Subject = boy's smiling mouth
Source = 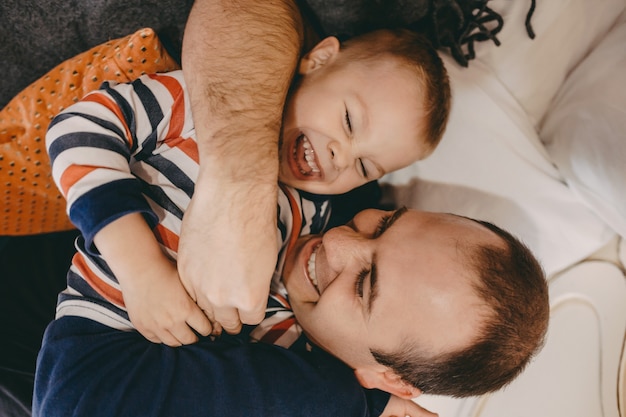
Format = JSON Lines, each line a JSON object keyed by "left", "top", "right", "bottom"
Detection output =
{"left": 293, "top": 134, "right": 321, "bottom": 177}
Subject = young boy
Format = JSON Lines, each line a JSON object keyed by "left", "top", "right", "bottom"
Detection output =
{"left": 45, "top": 28, "right": 450, "bottom": 414}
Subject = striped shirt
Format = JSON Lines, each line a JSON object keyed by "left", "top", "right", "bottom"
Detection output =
{"left": 46, "top": 70, "right": 331, "bottom": 345}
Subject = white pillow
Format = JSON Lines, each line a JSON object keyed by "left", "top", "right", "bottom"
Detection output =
{"left": 471, "top": 0, "right": 624, "bottom": 127}
{"left": 540, "top": 16, "right": 626, "bottom": 239}
{"left": 380, "top": 54, "right": 615, "bottom": 277}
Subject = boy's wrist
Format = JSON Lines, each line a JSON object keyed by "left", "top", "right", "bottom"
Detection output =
{"left": 94, "top": 213, "right": 170, "bottom": 288}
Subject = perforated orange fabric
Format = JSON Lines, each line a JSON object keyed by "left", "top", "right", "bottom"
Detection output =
{"left": 0, "top": 28, "right": 180, "bottom": 235}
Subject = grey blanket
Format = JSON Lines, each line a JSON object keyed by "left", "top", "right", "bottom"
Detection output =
{"left": 0, "top": 0, "right": 521, "bottom": 109}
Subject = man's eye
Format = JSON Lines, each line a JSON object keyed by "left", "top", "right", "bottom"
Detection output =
{"left": 358, "top": 158, "right": 368, "bottom": 178}
{"left": 373, "top": 214, "right": 392, "bottom": 238}
{"left": 345, "top": 108, "right": 352, "bottom": 133}
{"left": 355, "top": 267, "right": 368, "bottom": 298}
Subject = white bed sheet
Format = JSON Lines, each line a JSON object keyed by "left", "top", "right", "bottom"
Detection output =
{"left": 541, "top": 15, "right": 626, "bottom": 239}
{"left": 475, "top": 0, "right": 625, "bottom": 128}
{"left": 380, "top": 53, "right": 615, "bottom": 277}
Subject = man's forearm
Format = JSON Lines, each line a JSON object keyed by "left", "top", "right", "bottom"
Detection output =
{"left": 182, "top": 0, "right": 303, "bottom": 183}
{"left": 178, "top": 0, "right": 304, "bottom": 331}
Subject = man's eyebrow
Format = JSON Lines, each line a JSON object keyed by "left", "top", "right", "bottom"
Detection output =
{"left": 373, "top": 206, "right": 408, "bottom": 238}
{"left": 367, "top": 258, "right": 379, "bottom": 316}
{"left": 368, "top": 207, "right": 408, "bottom": 315}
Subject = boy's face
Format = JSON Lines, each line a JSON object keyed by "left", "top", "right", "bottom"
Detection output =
{"left": 279, "top": 37, "right": 429, "bottom": 195}
{"left": 282, "top": 208, "right": 498, "bottom": 393}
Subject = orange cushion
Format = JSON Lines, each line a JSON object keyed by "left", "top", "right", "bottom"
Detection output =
{"left": 0, "top": 28, "right": 180, "bottom": 235}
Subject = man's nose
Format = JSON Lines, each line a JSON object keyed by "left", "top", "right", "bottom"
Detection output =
{"left": 322, "top": 225, "right": 368, "bottom": 273}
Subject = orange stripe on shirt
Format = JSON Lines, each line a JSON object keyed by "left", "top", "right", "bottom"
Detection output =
{"left": 271, "top": 293, "right": 291, "bottom": 310}
{"left": 59, "top": 164, "right": 98, "bottom": 196}
{"left": 154, "top": 224, "right": 179, "bottom": 252}
{"left": 175, "top": 137, "right": 199, "bottom": 163}
{"left": 162, "top": 136, "right": 199, "bottom": 164}
{"left": 261, "top": 317, "right": 297, "bottom": 345}
{"left": 279, "top": 184, "right": 303, "bottom": 260}
{"left": 148, "top": 73, "right": 185, "bottom": 140}
{"left": 72, "top": 252, "right": 125, "bottom": 307}
{"left": 82, "top": 93, "right": 134, "bottom": 148}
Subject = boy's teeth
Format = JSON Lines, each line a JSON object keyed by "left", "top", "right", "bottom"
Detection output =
{"left": 307, "top": 245, "right": 319, "bottom": 291}
{"left": 301, "top": 136, "right": 320, "bottom": 173}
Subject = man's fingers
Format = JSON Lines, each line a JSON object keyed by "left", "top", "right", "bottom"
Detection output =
{"left": 211, "top": 321, "right": 223, "bottom": 336}
{"left": 213, "top": 307, "right": 243, "bottom": 334}
{"left": 407, "top": 400, "right": 438, "bottom": 417}
{"left": 239, "top": 305, "right": 266, "bottom": 326}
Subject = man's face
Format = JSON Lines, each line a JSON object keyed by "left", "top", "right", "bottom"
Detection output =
{"left": 282, "top": 208, "right": 499, "bottom": 373}
{"left": 278, "top": 37, "right": 429, "bottom": 195}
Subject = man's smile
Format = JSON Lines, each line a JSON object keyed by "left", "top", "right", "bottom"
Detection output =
{"left": 306, "top": 242, "right": 321, "bottom": 293}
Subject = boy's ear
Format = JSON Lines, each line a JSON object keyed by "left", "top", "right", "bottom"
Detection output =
{"left": 354, "top": 367, "right": 422, "bottom": 400}
{"left": 298, "top": 36, "right": 341, "bottom": 74}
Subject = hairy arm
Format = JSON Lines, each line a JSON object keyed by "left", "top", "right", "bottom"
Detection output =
{"left": 180, "top": 0, "right": 304, "bottom": 332}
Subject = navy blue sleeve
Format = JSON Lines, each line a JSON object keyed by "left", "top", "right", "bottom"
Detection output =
{"left": 35, "top": 317, "right": 377, "bottom": 417}
{"left": 365, "top": 389, "right": 391, "bottom": 417}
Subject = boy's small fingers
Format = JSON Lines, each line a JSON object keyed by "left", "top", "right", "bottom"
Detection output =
{"left": 158, "top": 331, "right": 183, "bottom": 347}
{"left": 187, "top": 308, "right": 213, "bottom": 336}
{"left": 141, "top": 331, "right": 161, "bottom": 344}
{"left": 170, "top": 327, "right": 198, "bottom": 346}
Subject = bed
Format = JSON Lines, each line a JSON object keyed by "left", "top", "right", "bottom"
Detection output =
{"left": 1, "top": 0, "right": 625, "bottom": 416}
{"left": 378, "top": 1, "right": 626, "bottom": 415}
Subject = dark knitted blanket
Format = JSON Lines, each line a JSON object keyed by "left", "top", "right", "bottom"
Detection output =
{"left": 0, "top": 0, "right": 193, "bottom": 108}
{"left": 0, "top": 0, "right": 534, "bottom": 109}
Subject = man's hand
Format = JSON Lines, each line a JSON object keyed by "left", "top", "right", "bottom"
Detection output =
{"left": 178, "top": 179, "right": 278, "bottom": 333}
{"left": 380, "top": 395, "right": 438, "bottom": 417}
{"left": 123, "top": 257, "right": 213, "bottom": 346}
{"left": 180, "top": 0, "right": 303, "bottom": 333}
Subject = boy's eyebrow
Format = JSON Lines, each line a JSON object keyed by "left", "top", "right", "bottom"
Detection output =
{"left": 367, "top": 207, "right": 408, "bottom": 316}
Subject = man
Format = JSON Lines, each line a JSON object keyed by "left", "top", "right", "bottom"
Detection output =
{"left": 34, "top": 207, "right": 549, "bottom": 416}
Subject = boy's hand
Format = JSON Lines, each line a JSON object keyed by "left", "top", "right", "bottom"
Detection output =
{"left": 380, "top": 395, "right": 438, "bottom": 417}
{"left": 178, "top": 180, "right": 278, "bottom": 334}
{"left": 93, "top": 212, "right": 213, "bottom": 346}
{"left": 123, "top": 258, "right": 213, "bottom": 346}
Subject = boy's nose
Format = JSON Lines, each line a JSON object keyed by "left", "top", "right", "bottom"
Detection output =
{"left": 329, "top": 141, "right": 351, "bottom": 171}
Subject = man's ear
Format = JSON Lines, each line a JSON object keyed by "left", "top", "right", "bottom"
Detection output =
{"left": 298, "top": 36, "right": 341, "bottom": 74}
{"left": 354, "top": 368, "right": 422, "bottom": 399}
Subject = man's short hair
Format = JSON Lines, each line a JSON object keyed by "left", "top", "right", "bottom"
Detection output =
{"left": 371, "top": 219, "right": 549, "bottom": 397}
